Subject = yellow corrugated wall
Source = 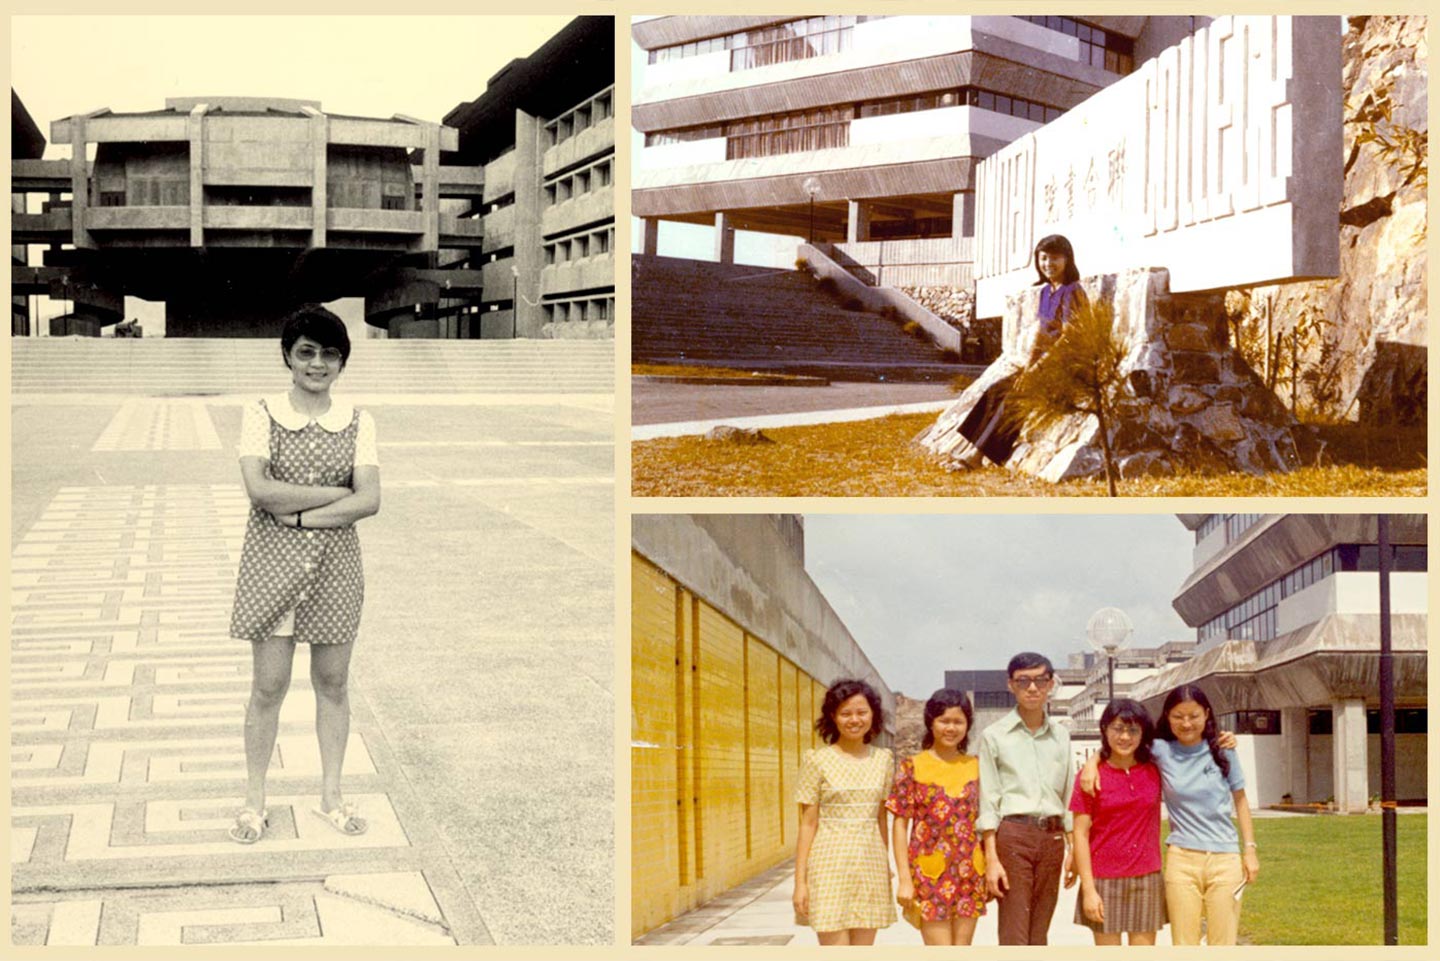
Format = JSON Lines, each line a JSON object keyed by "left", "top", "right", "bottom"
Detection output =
{"left": 632, "top": 553, "right": 828, "bottom": 939}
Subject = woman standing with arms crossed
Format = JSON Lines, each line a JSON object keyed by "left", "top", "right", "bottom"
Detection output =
{"left": 1069, "top": 698, "right": 1166, "bottom": 945}
{"left": 228, "top": 305, "right": 382, "bottom": 844}
{"left": 1081, "top": 685, "right": 1257, "bottom": 944}
{"left": 793, "top": 678, "right": 896, "bottom": 945}
{"left": 888, "top": 689, "right": 987, "bottom": 945}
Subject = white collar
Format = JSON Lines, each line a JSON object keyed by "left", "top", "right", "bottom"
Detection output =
{"left": 263, "top": 392, "right": 354, "bottom": 432}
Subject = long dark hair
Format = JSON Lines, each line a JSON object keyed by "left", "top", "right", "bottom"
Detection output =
{"left": 921, "top": 688, "right": 974, "bottom": 752}
{"left": 816, "top": 678, "right": 884, "bottom": 744}
{"left": 1098, "top": 698, "right": 1155, "bottom": 765}
{"left": 1156, "top": 684, "right": 1230, "bottom": 778}
{"left": 1033, "top": 233, "right": 1081, "bottom": 285}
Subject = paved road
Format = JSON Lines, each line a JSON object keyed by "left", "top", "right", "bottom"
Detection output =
{"left": 631, "top": 380, "right": 958, "bottom": 427}
{"left": 10, "top": 391, "right": 614, "bottom": 945}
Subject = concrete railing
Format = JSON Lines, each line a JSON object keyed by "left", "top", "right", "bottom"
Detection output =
{"left": 797, "top": 242, "right": 962, "bottom": 352}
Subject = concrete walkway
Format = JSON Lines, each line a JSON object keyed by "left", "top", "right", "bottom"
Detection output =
{"left": 638, "top": 809, "right": 1335, "bottom": 947}
{"left": 10, "top": 387, "right": 613, "bottom": 945}
{"left": 632, "top": 380, "right": 957, "bottom": 430}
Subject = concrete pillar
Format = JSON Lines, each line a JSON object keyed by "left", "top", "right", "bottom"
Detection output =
{"left": 714, "top": 211, "right": 735, "bottom": 264}
{"left": 420, "top": 121, "right": 441, "bottom": 254}
{"left": 307, "top": 107, "right": 328, "bottom": 249}
{"left": 69, "top": 116, "right": 94, "bottom": 249}
{"left": 952, "top": 191, "right": 975, "bottom": 239}
{"left": 1281, "top": 706, "right": 1309, "bottom": 801}
{"left": 641, "top": 217, "right": 660, "bottom": 256}
{"left": 187, "top": 104, "right": 207, "bottom": 247}
{"left": 1330, "top": 698, "right": 1369, "bottom": 813}
{"left": 846, "top": 200, "right": 870, "bottom": 243}
{"left": 512, "top": 109, "right": 543, "bottom": 337}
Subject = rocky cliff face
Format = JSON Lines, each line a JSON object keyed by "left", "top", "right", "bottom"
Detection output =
{"left": 1241, "top": 15, "right": 1427, "bottom": 424}
{"left": 892, "top": 693, "right": 926, "bottom": 760}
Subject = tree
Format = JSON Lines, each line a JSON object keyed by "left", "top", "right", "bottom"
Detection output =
{"left": 1005, "top": 298, "right": 1127, "bottom": 496}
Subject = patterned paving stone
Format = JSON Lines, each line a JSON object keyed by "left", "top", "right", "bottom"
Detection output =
{"left": 92, "top": 398, "right": 223, "bottom": 452}
{"left": 10, "top": 483, "right": 482, "bottom": 943}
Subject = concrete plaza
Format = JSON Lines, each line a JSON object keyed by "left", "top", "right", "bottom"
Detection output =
{"left": 10, "top": 381, "right": 614, "bottom": 945}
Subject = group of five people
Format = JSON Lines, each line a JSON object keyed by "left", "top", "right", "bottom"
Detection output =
{"left": 793, "top": 653, "right": 1259, "bottom": 946}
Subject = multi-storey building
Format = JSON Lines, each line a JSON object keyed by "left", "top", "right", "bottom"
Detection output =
{"left": 11, "top": 17, "right": 613, "bottom": 339}
{"left": 1133, "top": 514, "right": 1428, "bottom": 811}
{"left": 443, "top": 15, "right": 614, "bottom": 340}
{"left": 12, "top": 91, "right": 46, "bottom": 336}
{"left": 633, "top": 14, "right": 1203, "bottom": 287}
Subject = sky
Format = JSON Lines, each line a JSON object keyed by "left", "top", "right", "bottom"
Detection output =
{"left": 12, "top": 15, "right": 575, "bottom": 160}
{"left": 802, "top": 514, "right": 1195, "bottom": 698}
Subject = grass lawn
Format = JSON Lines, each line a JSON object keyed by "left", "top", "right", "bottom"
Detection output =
{"left": 1175, "top": 815, "right": 1428, "bottom": 945}
{"left": 631, "top": 412, "right": 1426, "bottom": 497}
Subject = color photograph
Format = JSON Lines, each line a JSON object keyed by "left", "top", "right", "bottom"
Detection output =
{"left": 632, "top": 513, "right": 1428, "bottom": 946}
{"left": 630, "top": 14, "right": 1426, "bottom": 497}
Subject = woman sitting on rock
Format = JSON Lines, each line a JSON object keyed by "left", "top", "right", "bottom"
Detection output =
{"left": 955, "top": 233, "right": 1089, "bottom": 467}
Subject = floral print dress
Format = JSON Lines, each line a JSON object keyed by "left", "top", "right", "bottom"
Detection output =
{"left": 886, "top": 751, "right": 988, "bottom": 922}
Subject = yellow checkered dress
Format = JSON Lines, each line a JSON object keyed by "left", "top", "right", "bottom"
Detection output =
{"left": 796, "top": 745, "right": 897, "bottom": 933}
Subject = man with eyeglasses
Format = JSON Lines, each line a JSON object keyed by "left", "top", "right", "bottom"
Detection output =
{"left": 976, "top": 652, "right": 1077, "bottom": 944}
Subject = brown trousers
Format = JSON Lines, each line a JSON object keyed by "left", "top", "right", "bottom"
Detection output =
{"left": 994, "top": 819, "right": 1067, "bottom": 945}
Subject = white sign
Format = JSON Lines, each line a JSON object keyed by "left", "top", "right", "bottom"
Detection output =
{"left": 975, "top": 16, "right": 1341, "bottom": 316}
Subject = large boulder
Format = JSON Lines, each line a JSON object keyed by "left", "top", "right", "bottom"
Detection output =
{"left": 1238, "top": 15, "right": 1427, "bottom": 425}
{"left": 918, "top": 269, "right": 1316, "bottom": 481}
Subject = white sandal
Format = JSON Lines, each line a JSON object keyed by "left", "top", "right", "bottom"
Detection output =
{"left": 228, "top": 807, "right": 268, "bottom": 844}
{"left": 311, "top": 802, "right": 368, "bottom": 836}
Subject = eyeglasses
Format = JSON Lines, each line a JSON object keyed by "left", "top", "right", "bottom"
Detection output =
{"left": 1011, "top": 674, "right": 1054, "bottom": 690}
{"left": 1106, "top": 723, "right": 1143, "bottom": 737}
{"left": 293, "top": 345, "right": 343, "bottom": 365}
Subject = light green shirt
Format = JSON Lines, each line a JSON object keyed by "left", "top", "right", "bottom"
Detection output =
{"left": 976, "top": 708, "right": 1075, "bottom": 833}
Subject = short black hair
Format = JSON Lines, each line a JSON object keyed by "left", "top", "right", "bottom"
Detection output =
{"left": 921, "top": 688, "right": 974, "bottom": 752}
{"left": 1033, "top": 233, "right": 1081, "bottom": 285}
{"left": 1098, "top": 698, "right": 1155, "bottom": 764}
{"left": 280, "top": 303, "right": 352, "bottom": 369}
{"left": 1007, "top": 651, "right": 1054, "bottom": 678}
{"left": 816, "top": 678, "right": 884, "bottom": 744}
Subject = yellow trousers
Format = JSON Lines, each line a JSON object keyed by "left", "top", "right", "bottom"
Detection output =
{"left": 1163, "top": 845, "right": 1244, "bottom": 945}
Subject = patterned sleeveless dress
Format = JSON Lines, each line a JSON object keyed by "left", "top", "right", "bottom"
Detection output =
{"left": 229, "top": 395, "right": 376, "bottom": 645}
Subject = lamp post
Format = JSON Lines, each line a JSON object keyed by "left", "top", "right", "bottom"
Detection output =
{"left": 510, "top": 264, "right": 519, "bottom": 339}
{"left": 1378, "top": 514, "right": 1397, "bottom": 944}
{"left": 802, "top": 176, "right": 821, "bottom": 245}
{"left": 1086, "top": 607, "right": 1134, "bottom": 706}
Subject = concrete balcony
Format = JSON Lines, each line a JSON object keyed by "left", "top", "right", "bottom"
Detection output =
{"left": 541, "top": 251, "right": 615, "bottom": 297}
{"left": 204, "top": 206, "right": 312, "bottom": 230}
{"left": 12, "top": 209, "right": 73, "bottom": 244}
{"left": 482, "top": 204, "right": 515, "bottom": 253}
{"left": 484, "top": 149, "right": 517, "bottom": 200}
{"left": 543, "top": 115, "right": 616, "bottom": 178}
{"left": 425, "top": 164, "right": 486, "bottom": 199}
{"left": 541, "top": 185, "right": 613, "bottom": 238}
{"left": 86, "top": 207, "right": 190, "bottom": 231}
{"left": 439, "top": 213, "right": 484, "bottom": 245}
{"left": 11, "top": 159, "right": 77, "bottom": 192}
{"left": 482, "top": 256, "right": 516, "bottom": 294}
{"left": 327, "top": 208, "right": 425, "bottom": 234}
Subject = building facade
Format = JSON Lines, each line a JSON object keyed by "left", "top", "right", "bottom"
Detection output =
{"left": 1132, "top": 514, "right": 1428, "bottom": 812}
{"left": 632, "top": 514, "right": 893, "bottom": 940}
{"left": 11, "top": 16, "right": 614, "bottom": 339}
{"left": 633, "top": 14, "right": 1203, "bottom": 287}
{"left": 442, "top": 15, "right": 614, "bottom": 341}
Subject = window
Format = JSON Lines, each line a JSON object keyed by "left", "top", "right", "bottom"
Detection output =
{"left": 381, "top": 195, "right": 407, "bottom": 211}
{"left": 99, "top": 191, "right": 126, "bottom": 207}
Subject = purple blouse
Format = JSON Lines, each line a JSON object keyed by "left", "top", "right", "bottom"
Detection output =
{"left": 1038, "top": 282, "right": 1083, "bottom": 337}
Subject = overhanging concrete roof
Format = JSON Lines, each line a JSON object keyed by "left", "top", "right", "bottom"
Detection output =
{"left": 12, "top": 90, "right": 45, "bottom": 159}
{"left": 633, "top": 16, "right": 794, "bottom": 50}
{"left": 1129, "top": 613, "right": 1427, "bottom": 714}
{"left": 1172, "top": 514, "right": 1427, "bottom": 625}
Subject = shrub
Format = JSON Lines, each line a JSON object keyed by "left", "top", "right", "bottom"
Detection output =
{"left": 902, "top": 320, "right": 923, "bottom": 337}
{"left": 844, "top": 296, "right": 864, "bottom": 311}
{"left": 794, "top": 256, "right": 810, "bottom": 270}
{"left": 816, "top": 275, "right": 838, "bottom": 293}
{"left": 938, "top": 347, "right": 961, "bottom": 363}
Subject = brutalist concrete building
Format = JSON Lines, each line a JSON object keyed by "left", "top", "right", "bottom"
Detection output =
{"left": 10, "top": 16, "right": 614, "bottom": 339}
{"left": 1133, "top": 514, "right": 1428, "bottom": 812}
{"left": 633, "top": 14, "right": 1202, "bottom": 285}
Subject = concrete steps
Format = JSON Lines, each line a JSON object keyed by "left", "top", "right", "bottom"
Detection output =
{"left": 632, "top": 255, "right": 961, "bottom": 382}
{"left": 9, "top": 338, "right": 614, "bottom": 394}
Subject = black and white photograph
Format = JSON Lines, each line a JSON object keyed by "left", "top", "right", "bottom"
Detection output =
{"left": 10, "top": 14, "right": 615, "bottom": 946}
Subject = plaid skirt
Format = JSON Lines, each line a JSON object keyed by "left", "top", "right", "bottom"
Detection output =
{"left": 1075, "top": 871, "right": 1167, "bottom": 934}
